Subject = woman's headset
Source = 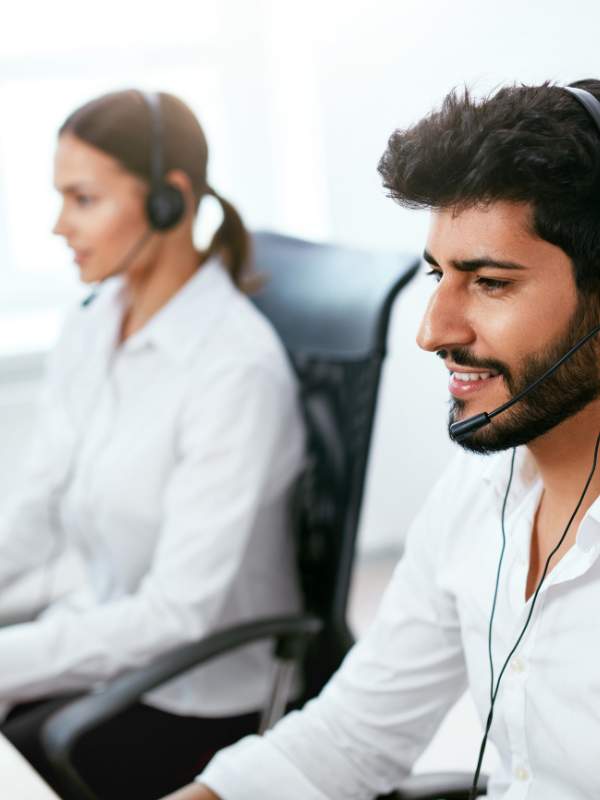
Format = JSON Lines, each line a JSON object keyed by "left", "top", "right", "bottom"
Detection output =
{"left": 141, "top": 91, "right": 186, "bottom": 231}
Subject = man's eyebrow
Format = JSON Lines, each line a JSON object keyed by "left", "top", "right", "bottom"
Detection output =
{"left": 422, "top": 249, "right": 527, "bottom": 272}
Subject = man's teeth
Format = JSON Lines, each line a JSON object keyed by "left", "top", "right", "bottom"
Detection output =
{"left": 453, "top": 371, "right": 496, "bottom": 382}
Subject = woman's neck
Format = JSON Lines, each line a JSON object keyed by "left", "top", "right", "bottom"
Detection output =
{"left": 119, "top": 240, "right": 205, "bottom": 342}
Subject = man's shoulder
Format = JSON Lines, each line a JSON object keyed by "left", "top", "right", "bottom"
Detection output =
{"left": 417, "top": 448, "right": 511, "bottom": 546}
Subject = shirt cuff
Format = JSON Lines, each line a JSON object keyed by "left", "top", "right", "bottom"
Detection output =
{"left": 198, "top": 735, "right": 331, "bottom": 800}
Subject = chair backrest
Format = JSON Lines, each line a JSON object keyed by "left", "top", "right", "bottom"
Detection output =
{"left": 251, "top": 231, "right": 419, "bottom": 696}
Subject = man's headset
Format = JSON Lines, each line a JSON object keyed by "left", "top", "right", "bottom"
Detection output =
{"left": 81, "top": 90, "right": 185, "bottom": 307}
{"left": 450, "top": 85, "right": 600, "bottom": 443}
{"left": 466, "top": 85, "right": 600, "bottom": 799}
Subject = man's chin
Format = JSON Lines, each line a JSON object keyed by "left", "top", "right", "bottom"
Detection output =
{"left": 448, "top": 403, "right": 517, "bottom": 455}
{"left": 447, "top": 407, "right": 558, "bottom": 455}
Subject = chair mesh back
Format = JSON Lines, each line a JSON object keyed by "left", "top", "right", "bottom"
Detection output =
{"left": 291, "top": 355, "right": 384, "bottom": 694}
{"left": 251, "top": 231, "right": 419, "bottom": 696}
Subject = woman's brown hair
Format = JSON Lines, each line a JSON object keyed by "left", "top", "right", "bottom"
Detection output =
{"left": 59, "top": 89, "right": 251, "bottom": 288}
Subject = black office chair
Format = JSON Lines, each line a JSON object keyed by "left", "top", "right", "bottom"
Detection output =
{"left": 39, "top": 232, "right": 420, "bottom": 799}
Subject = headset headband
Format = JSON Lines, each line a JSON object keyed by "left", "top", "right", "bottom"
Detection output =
{"left": 141, "top": 91, "right": 164, "bottom": 188}
{"left": 139, "top": 90, "right": 185, "bottom": 231}
{"left": 563, "top": 85, "right": 600, "bottom": 135}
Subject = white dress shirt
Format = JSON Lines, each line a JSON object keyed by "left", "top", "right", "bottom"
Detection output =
{"left": 0, "top": 259, "right": 305, "bottom": 717}
{"left": 201, "top": 445, "right": 600, "bottom": 799}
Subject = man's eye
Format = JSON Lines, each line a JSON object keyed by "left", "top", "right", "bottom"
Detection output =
{"left": 425, "top": 269, "right": 442, "bottom": 283}
{"left": 476, "top": 277, "right": 509, "bottom": 291}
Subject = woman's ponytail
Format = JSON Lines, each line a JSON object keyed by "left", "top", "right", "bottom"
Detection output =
{"left": 206, "top": 187, "right": 254, "bottom": 290}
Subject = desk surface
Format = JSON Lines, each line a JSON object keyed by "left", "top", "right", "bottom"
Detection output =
{"left": 0, "top": 733, "right": 59, "bottom": 799}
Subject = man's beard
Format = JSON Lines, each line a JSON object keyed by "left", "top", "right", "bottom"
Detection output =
{"left": 446, "top": 299, "right": 600, "bottom": 454}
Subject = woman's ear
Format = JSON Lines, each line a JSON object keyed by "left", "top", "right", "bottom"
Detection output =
{"left": 165, "top": 169, "right": 195, "bottom": 213}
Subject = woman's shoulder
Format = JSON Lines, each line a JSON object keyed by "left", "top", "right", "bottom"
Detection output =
{"left": 194, "top": 267, "right": 293, "bottom": 379}
{"left": 226, "top": 290, "right": 287, "bottom": 357}
{"left": 177, "top": 309, "right": 294, "bottom": 422}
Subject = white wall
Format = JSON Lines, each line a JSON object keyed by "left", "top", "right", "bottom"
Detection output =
{"left": 2, "top": 0, "right": 600, "bottom": 553}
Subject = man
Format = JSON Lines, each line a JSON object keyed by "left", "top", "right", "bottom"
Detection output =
{"left": 164, "top": 80, "right": 600, "bottom": 799}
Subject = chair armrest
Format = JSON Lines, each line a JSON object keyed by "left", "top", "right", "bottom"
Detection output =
{"left": 40, "top": 614, "right": 321, "bottom": 800}
{"left": 389, "top": 770, "right": 488, "bottom": 799}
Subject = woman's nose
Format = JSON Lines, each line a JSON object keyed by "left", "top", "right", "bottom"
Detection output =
{"left": 52, "top": 205, "right": 70, "bottom": 237}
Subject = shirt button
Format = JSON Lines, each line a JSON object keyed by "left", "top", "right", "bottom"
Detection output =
{"left": 515, "top": 766, "right": 530, "bottom": 781}
{"left": 510, "top": 657, "right": 525, "bottom": 673}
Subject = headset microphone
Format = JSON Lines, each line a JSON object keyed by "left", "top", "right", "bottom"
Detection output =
{"left": 449, "top": 323, "right": 600, "bottom": 442}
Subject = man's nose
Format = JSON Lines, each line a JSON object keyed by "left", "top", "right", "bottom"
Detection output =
{"left": 416, "top": 280, "right": 474, "bottom": 353}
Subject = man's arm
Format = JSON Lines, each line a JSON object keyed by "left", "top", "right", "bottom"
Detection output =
{"left": 163, "top": 783, "right": 220, "bottom": 800}
{"left": 189, "top": 455, "right": 469, "bottom": 800}
{"left": 160, "top": 454, "right": 471, "bottom": 800}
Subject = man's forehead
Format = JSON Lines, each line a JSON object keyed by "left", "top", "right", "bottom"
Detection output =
{"left": 427, "top": 202, "right": 533, "bottom": 244}
{"left": 424, "top": 201, "right": 563, "bottom": 269}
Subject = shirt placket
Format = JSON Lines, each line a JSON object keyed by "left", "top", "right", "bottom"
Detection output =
{"left": 497, "top": 487, "right": 544, "bottom": 798}
{"left": 500, "top": 500, "right": 600, "bottom": 798}
{"left": 72, "top": 362, "right": 120, "bottom": 598}
{"left": 501, "top": 596, "right": 545, "bottom": 797}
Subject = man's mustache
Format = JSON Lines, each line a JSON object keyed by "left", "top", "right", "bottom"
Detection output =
{"left": 436, "top": 348, "right": 510, "bottom": 380}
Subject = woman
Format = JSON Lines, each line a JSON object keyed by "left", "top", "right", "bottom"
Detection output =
{"left": 0, "top": 89, "right": 305, "bottom": 798}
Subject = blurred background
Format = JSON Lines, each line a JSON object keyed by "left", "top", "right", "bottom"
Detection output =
{"left": 0, "top": 0, "right": 598, "bottom": 776}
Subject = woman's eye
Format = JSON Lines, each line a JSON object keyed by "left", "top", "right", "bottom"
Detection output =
{"left": 425, "top": 269, "right": 442, "bottom": 283}
{"left": 75, "top": 194, "right": 95, "bottom": 207}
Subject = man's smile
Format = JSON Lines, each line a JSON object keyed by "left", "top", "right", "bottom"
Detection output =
{"left": 447, "top": 364, "right": 502, "bottom": 398}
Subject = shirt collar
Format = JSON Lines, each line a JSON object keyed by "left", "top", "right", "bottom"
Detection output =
{"left": 482, "top": 446, "right": 539, "bottom": 505}
{"left": 119, "top": 258, "right": 234, "bottom": 365}
{"left": 578, "top": 495, "right": 600, "bottom": 551}
{"left": 482, "top": 445, "right": 600, "bottom": 551}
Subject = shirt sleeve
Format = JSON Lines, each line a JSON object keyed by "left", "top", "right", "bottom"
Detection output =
{"left": 200, "top": 462, "right": 468, "bottom": 800}
{"left": 0, "top": 549, "right": 88, "bottom": 627}
{"left": 0, "top": 309, "right": 84, "bottom": 613}
{"left": 0, "top": 358, "right": 303, "bottom": 702}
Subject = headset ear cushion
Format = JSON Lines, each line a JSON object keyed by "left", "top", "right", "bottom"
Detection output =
{"left": 146, "top": 184, "right": 185, "bottom": 231}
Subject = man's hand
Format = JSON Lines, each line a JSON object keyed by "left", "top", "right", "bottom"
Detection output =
{"left": 161, "top": 782, "right": 221, "bottom": 800}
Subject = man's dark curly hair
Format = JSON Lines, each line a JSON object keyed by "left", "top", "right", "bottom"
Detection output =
{"left": 378, "top": 79, "right": 600, "bottom": 293}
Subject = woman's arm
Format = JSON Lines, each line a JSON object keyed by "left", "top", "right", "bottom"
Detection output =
{"left": 0, "top": 309, "right": 85, "bottom": 606}
{"left": 0, "top": 359, "right": 304, "bottom": 701}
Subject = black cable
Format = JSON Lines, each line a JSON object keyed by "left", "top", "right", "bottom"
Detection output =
{"left": 487, "top": 448, "right": 516, "bottom": 704}
{"left": 469, "top": 431, "right": 600, "bottom": 800}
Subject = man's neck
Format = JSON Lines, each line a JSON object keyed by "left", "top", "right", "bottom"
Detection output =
{"left": 527, "top": 400, "right": 600, "bottom": 508}
{"left": 524, "top": 401, "right": 600, "bottom": 599}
